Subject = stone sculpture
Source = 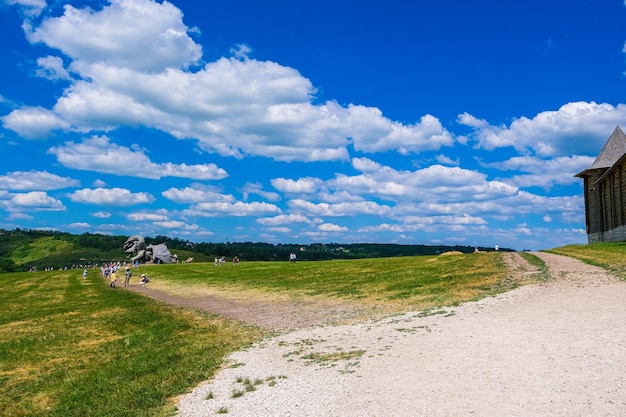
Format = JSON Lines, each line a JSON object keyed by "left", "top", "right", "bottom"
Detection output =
{"left": 123, "top": 235, "right": 175, "bottom": 264}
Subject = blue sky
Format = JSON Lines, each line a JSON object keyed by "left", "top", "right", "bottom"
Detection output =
{"left": 1, "top": 0, "right": 626, "bottom": 251}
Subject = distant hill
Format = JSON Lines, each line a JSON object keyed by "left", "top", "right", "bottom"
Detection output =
{"left": 0, "top": 228, "right": 510, "bottom": 273}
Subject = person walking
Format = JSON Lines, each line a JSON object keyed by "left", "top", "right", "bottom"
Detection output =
{"left": 110, "top": 269, "right": 117, "bottom": 288}
{"left": 124, "top": 267, "right": 132, "bottom": 287}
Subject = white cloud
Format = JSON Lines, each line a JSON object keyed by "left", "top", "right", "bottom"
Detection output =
{"left": 288, "top": 199, "right": 392, "bottom": 217}
{"left": 8, "top": 212, "right": 33, "bottom": 220}
{"left": 35, "top": 55, "right": 70, "bottom": 81}
{"left": 343, "top": 159, "right": 518, "bottom": 204}
{"left": 230, "top": 43, "right": 252, "bottom": 60}
{"left": 126, "top": 209, "right": 169, "bottom": 221}
{"left": 186, "top": 201, "right": 281, "bottom": 217}
{"left": 68, "top": 222, "right": 90, "bottom": 229}
{"left": 348, "top": 109, "right": 454, "bottom": 154}
{"left": 265, "top": 226, "right": 290, "bottom": 233}
{"left": 0, "top": 170, "right": 79, "bottom": 190}
{"left": 162, "top": 187, "right": 234, "bottom": 204}
{"left": 271, "top": 177, "right": 323, "bottom": 193}
{"left": 357, "top": 214, "right": 488, "bottom": 234}
{"left": 241, "top": 182, "right": 281, "bottom": 202}
{"left": 153, "top": 220, "right": 199, "bottom": 231}
{"left": 1, "top": 106, "right": 70, "bottom": 139}
{"left": 25, "top": 0, "right": 202, "bottom": 72}
{"left": 48, "top": 135, "right": 228, "bottom": 180}
{"left": 92, "top": 211, "right": 111, "bottom": 218}
{"left": 69, "top": 187, "right": 154, "bottom": 205}
{"left": 267, "top": 157, "right": 582, "bottom": 233}
{"left": 318, "top": 223, "right": 348, "bottom": 232}
{"left": 436, "top": 154, "right": 460, "bottom": 165}
{"left": 0, "top": 191, "right": 65, "bottom": 211}
{"left": 5, "top": 0, "right": 46, "bottom": 17}
{"left": 487, "top": 155, "right": 594, "bottom": 190}
{"left": 257, "top": 213, "right": 319, "bottom": 226}
{"left": 459, "top": 101, "right": 626, "bottom": 157}
{"left": 407, "top": 191, "right": 583, "bottom": 221}
{"left": 4, "top": 0, "right": 456, "bottom": 162}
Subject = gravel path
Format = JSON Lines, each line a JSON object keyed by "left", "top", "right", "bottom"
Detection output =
{"left": 172, "top": 252, "right": 626, "bottom": 416}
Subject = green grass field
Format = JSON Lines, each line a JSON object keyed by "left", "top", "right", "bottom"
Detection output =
{"left": 0, "top": 269, "right": 264, "bottom": 417}
{"left": 0, "top": 251, "right": 550, "bottom": 416}
{"left": 138, "top": 252, "right": 515, "bottom": 309}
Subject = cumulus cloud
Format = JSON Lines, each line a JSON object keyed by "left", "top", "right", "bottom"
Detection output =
{"left": 69, "top": 187, "right": 154, "bottom": 205}
{"left": 162, "top": 187, "right": 235, "bottom": 204}
{"left": 68, "top": 222, "right": 90, "bottom": 229}
{"left": 48, "top": 136, "right": 228, "bottom": 180}
{"left": 35, "top": 55, "right": 70, "bottom": 81}
{"left": 263, "top": 157, "right": 578, "bottom": 227}
{"left": 3, "top": 0, "right": 455, "bottom": 161}
{"left": 271, "top": 177, "right": 323, "bottom": 194}
{"left": 408, "top": 191, "right": 583, "bottom": 222}
{"left": 343, "top": 158, "right": 518, "bottom": 204}
{"left": 5, "top": 0, "right": 46, "bottom": 17}
{"left": 2, "top": 106, "right": 70, "bottom": 139}
{"left": 0, "top": 170, "right": 79, "bottom": 190}
{"left": 348, "top": 110, "right": 454, "bottom": 154}
{"left": 241, "top": 182, "right": 281, "bottom": 202}
{"left": 186, "top": 201, "right": 281, "bottom": 217}
{"left": 261, "top": 158, "right": 527, "bottom": 223}
{"left": 318, "top": 222, "right": 348, "bottom": 232}
{"left": 8, "top": 212, "right": 34, "bottom": 220}
{"left": 257, "top": 213, "right": 320, "bottom": 226}
{"left": 436, "top": 154, "right": 460, "bottom": 165}
{"left": 154, "top": 220, "right": 199, "bottom": 231}
{"left": 486, "top": 155, "right": 595, "bottom": 190}
{"left": 92, "top": 211, "right": 111, "bottom": 218}
{"left": 459, "top": 102, "right": 626, "bottom": 157}
{"left": 0, "top": 191, "right": 65, "bottom": 212}
{"left": 126, "top": 209, "right": 169, "bottom": 221}
{"left": 288, "top": 199, "right": 392, "bottom": 217}
{"left": 24, "top": 0, "right": 202, "bottom": 72}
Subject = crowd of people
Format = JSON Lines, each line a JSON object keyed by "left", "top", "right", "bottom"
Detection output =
{"left": 98, "top": 261, "right": 149, "bottom": 289}
{"left": 213, "top": 255, "right": 242, "bottom": 265}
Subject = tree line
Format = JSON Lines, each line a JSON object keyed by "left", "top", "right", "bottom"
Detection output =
{"left": 0, "top": 228, "right": 508, "bottom": 273}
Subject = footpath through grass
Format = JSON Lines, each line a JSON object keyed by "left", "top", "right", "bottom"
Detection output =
{"left": 0, "top": 269, "right": 264, "bottom": 417}
{"left": 138, "top": 252, "right": 513, "bottom": 310}
{"left": 547, "top": 242, "right": 626, "bottom": 279}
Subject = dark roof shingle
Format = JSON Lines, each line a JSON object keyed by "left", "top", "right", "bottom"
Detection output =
{"left": 590, "top": 126, "right": 626, "bottom": 169}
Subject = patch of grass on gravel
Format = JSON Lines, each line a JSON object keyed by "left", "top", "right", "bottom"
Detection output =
{"left": 0, "top": 270, "right": 265, "bottom": 417}
{"left": 518, "top": 252, "right": 550, "bottom": 282}
{"left": 546, "top": 242, "right": 626, "bottom": 279}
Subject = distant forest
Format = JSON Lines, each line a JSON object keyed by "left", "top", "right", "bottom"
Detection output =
{"left": 0, "top": 228, "right": 510, "bottom": 273}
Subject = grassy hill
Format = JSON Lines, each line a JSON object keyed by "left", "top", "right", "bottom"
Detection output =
{"left": 0, "top": 231, "right": 127, "bottom": 272}
{"left": 0, "top": 229, "right": 214, "bottom": 272}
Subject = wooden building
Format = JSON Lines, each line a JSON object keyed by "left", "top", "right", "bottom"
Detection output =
{"left": 575, "top": 126, "right": 626, "bottom": 243}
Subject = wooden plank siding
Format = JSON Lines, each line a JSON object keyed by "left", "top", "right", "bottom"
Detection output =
{"left": 575, "top": 127, "right": 626, "bottom": 243}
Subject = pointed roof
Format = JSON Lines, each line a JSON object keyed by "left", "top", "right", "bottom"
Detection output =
{"left": 575, "top": 126, "right": 626, "bottom": 177}
{"left": 590, "top": 126, "right": 626, "bottom": 169}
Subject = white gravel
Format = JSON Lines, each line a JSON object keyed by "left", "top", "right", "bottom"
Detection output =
{"left": 176, "top": 252, "right": 626, "bottom": 416}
